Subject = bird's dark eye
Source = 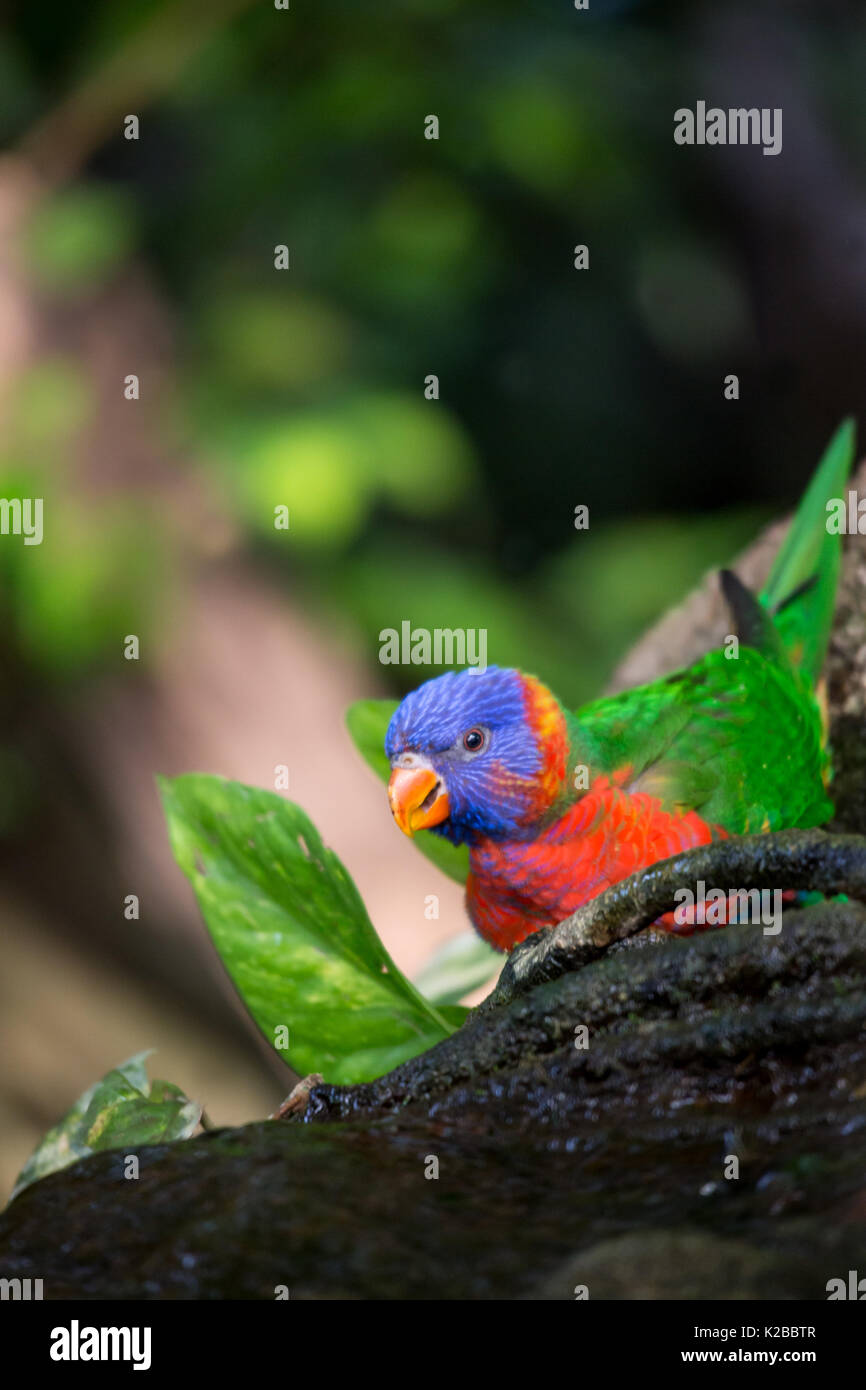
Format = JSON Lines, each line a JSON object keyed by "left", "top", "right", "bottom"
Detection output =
{"left": 463, "top": 727, "right": 486, "bottom": 753}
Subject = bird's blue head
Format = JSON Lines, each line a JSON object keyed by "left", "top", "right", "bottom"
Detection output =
{"left": 384, "top": 666, "right": 569, "bottom": 844}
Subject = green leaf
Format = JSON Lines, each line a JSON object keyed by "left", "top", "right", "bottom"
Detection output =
{"left": 159, "top": 774, "right": 456, "bottom": 1084}
{"left": 345, "top": 697, "right": 395, "bottom": 782}
{"left": 412, "top": 930, "right": 503, "bottom": 1007}
{"left": 345, "top": 699, "right": 470, "bottom": 886}
{"left": 436, "top": 1003, "right": 472, "bottom": 1028}
{"left": 11, "top": 1051, "right": 201, "bottom": 1202}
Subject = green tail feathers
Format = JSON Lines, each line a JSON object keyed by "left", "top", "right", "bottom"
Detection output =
{"left": 760, "top": 418, "right": 856, "bottom": 685}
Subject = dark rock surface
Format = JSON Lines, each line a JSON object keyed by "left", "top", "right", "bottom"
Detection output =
{"left": 2, "top": 893, "right": 866, "bottom": 1299}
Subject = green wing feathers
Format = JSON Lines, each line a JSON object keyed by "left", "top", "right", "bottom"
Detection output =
{"left": 577, "top": 649, "right": 832, "bottom": 835}
{"left": 575, "top": 422, "right": 854, "bottom": 835}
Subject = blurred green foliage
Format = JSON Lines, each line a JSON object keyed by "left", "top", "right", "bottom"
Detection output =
{"left": 0, "top": 353, "right": 164, "bottom": 684}
{"left": 24, "top": 187, "right": 137, "bottom": 295}
{"left": 3, "top": 0, "right": 861, "bottom": 715}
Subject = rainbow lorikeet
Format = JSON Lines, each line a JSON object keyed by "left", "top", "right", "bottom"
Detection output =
{"left": 384, "top": 422, "right": 855, "bottom": 952}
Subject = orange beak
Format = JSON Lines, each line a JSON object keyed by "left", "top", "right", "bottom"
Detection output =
{"left": 388, "top": 764, "right": 450, "bottom": 836}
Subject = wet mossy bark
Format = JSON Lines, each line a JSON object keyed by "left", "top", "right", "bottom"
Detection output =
{"left": 2, "top": 890, "right": 866, "bottom": 1299}
{"left": 1, "top": 487, "right": 865, "bottom": 1299}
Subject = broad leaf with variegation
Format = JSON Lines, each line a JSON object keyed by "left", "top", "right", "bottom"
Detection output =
{"left": 160, "top": 773, "right": 457, "bottom": 1084}
{"left": 11, "top": 1051, "right": 201, "bottom": 1201}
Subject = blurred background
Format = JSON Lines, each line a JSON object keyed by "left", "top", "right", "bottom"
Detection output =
{"left": 1, "top": 0, "right": 865, "bottom": 1198}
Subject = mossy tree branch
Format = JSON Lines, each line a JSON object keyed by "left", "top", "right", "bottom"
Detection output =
{"left": 489, "top": 828, "right": 866, "bottom": 1006}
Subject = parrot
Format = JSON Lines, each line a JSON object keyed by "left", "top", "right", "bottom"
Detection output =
{"left": 384, "top": 421, "right": 855, "bottom": 951}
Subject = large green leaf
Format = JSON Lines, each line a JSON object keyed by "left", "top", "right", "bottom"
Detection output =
{"left": 11, "top": 1051, "right": 201, "bottom": 1202}
{"left": 345, "top": 698, "right": 470, "bottom": 885}
{"left": 159, "top": 774, "right": 455, "bottom": 1084}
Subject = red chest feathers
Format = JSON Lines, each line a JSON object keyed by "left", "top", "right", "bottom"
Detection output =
{"left": 466, "top": 775, "right": 719, "bottom": 951}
